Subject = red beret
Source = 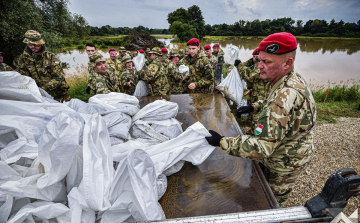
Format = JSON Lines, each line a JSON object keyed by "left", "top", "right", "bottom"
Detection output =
{"left": 258, "top": 32, "right": 297, "bottom": 54}
{"left": 161, "top": 48, "right": 168, "bottom": 52}
{"left": 138, "top": 49, "right": 144, "bottom": 53}
{"left": 252, "top": 48, "right": 259, "bottom": 55}
{"left": 108, "top": 48, "right": 116, "bottom": 53}
{"left": 212, "top": 44, "right": 220, "bottom": 48}
{"left": 186, "top": 38, "right": 200, "bottom": 46}
{"left": 204, "top": 45, "right": 211, "bottom": 50}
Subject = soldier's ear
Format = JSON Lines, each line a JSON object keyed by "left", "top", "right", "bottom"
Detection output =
{"left": 284, "top": 57, "right": 294, "bottom": 69}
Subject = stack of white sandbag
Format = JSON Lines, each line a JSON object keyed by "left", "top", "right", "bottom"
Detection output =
{"left": 0, "top": 72, "right": 216, "bottom": 223}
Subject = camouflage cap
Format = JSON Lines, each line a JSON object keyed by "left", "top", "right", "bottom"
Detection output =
{"left": 179, "top": 49, "right": 184, "bottom": 54}
{"left": 23, "top": 30, "right": 45, "bottom": 45}
{"left": 89, "top": 52, "right": 106, "bottom": 66}
{"left": 150, "top": 47, "right": 162, "bottom": 56}
{"left": 146, "top": 48, "right": 150, "bottom": 52}
{"left": 119, "top": 46, "right": 126, "bottom": 52}
{"left": 169, "top": 51, "right": 180, "bottom": 58}
{"left": 122, "top": 55, "right": 133, "bottom": 64}
{"left": 184, "top": 48, "right": 189, "bottom": 54}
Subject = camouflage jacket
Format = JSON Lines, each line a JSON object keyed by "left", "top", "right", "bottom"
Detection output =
{"left": 246, "top": 64, "right": 268, "bottom": 104}
{"left": 121, "top": 68, "right": 139, "bottom": 95}
{"left": 208, "top": 54, "right": 217, "bottom": 70}
{"left": 242, "top": 57, "right": 254, "bottom": 67}
{"left": 89, "top": 70, "right": 119, "bottom": 94}
{"left": 158, "top": 55, "right": 170, "bottom": 69}
{"left": 18, "top": 46, "right": 69, "bottom": 97}
{"left": 178, "top": 57, "right": 189, "bottom": 66}
{"left": 220, "top": 71, "right": 317, "bottom": 174}
{"left": 0, "top": 63, "right": 13, "bottom": 71}
{"left": 184, "top": 50, "right": 214, "bottom": 93}
{"left": 138, "top": 57, "right": 170, "bottom": 96}
{"left": 106, "top": 58, "right": 124, "bottom": 86}
{"left": 168, "top": 62, "right": 184, "bottom": 94}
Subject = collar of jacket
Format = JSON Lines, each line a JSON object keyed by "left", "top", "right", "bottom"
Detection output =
{"left": 24, "top": 45, "right": 46, "bottom": 60}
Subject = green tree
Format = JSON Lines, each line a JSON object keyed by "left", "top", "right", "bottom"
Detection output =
{"left": 170, "top": 21, "right": 199, "bottom": 42}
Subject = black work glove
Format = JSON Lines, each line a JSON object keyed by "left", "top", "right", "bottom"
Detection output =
{"left": 236, "top": 105, "right": 254, "bottom": 118}
{"left": 234, "top": 59, "right": 241, "bottom": 67}
{"left": 86, "top": 86, "right": 91, "bottom": 94}
{"left": 206, "top": 130, "right": 223, "bottom": 147}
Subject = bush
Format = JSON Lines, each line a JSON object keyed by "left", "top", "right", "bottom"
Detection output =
{"left": 77, "top": 45, "right": 85, "bottom": 49}
{"left": 311, "top": 83, "right": 360, "bottom": 102}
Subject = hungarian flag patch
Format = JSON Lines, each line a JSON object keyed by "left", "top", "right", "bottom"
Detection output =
{"left": 255, "top": 124, "right": 264, "bottom": 135}
{"left": 54, "top": 60, "right": 59, "bottom": 65}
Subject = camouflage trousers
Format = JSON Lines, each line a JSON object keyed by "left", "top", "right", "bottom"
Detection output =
{"left": 259, "top": 162, "right": 309, "bottom": 207}
{"left": 54, "top": 92, "right": 71, "bottom": 102}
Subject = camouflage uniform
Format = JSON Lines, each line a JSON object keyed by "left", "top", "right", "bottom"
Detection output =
{"left": 168, "top": 61, "right": 183, "bottom": 94}
{"left": 121, "top": 56, "right": 139, "bottom": 95}
{"left": 184, "top": 49, "right": 214, "bottom": 93}
{"left": 117, "top": 46, "right": 127, "bottom": 61}
{"left": 106, "top": 58, "right": 124, "bottom": 89}
{"left": 18, "top": 44, "right": 70, "bottom": 102}
{"left": 158, "top": 54, "right": 170, "bottom": 69}
{"left": 88, "top": 52, "right": 119, "bottom": 94}
{"left": 242, "top": 57, "right": 255, "bottom": 67}
{"left": 208, "top": 54, "right": 217, "bottom": 71}
{"left": 0, "top": 63, "right": 13, "bottom": 71}
{"left": 220, "top": 71, "right": 317, "bottom": 205}
{"left": 138, "top": 47, "right": 170, "bottom": 96}
{"left": 178, "top": 56, "right": 189, "bottom": 66}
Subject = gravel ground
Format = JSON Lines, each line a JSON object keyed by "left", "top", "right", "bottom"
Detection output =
{"left": 240, "top": 117, "right": 360, "bottom": 216}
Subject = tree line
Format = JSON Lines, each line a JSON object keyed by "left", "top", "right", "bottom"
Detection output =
{"left": 89, "top": 25, "right": 170, "bottom": 36}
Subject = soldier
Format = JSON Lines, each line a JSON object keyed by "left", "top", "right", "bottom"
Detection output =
{"left": 167, "top": 51, "right": 183, "bottom": 94}
{"left": 145, "top": 48, "right": 151, "bottom": 66}
{"left": 0, "top": 52, "right": 13, "bottom": 71}
{"left": 159, "top": 48, "right": 170, "bottom": 69}
{"left": 106, "top": 48, "right": 124, "bottom": 89}
{"left": 18, "top": 30, "right": 70, "bottom": 102}
{"left": 178, "top": 48, "right": 189, "bottom": 66}
{"left": 183, "top": 38, "right": 214, "bottom": 93}
{"left": 206, "top": 32, "right": 317, "bottom": 206}
{"left": 88, "top": 52, "right": 119, "bottom": 95}
{"left": 85, "top": 43, "right": 97, "bottom": 94}
{"left": 138, "top": 47, "right": 170, "bottom": 96}
{"left": 204, "top": 45, "right": 217, "bottom": 70}
{"left": 117, "top": 46, "right": 127, "bottom": 61}
{"left": 212, "top": 43, "right": 225, "bottom": 62}
{"left": 121, "top": 56, "right": 139, "bottom": 95}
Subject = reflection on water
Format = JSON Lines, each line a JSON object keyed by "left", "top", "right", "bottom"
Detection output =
{"left": 59, "top": 37, "right": 360, "bottom": 85}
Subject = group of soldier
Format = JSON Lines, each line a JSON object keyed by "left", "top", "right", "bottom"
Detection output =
{"left": 1, "top": 29, "right": 317, "bottom": 207}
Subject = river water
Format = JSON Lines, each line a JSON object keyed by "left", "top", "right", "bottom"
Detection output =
{"left": 58, "top": 37, "right": 360, "bottom": 85}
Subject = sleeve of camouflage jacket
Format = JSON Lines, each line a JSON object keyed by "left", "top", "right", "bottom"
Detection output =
{"left": 236, "top": 64, "right": 253, "bottom": 88}
{"left": 168, "top": 64, "right": 183, "bottom": 81}
{"left": 194, "top": 60, "right": 214, "bottom": 88}
{"left": 138, "top": 64, "right": 159, "bottom": 83}
{"left": 43, "top": 55, "right": 67, "bottom": 91}
{"left": 17, "top": 55, "right": 31, "bottom": 77}
{"left": 220, "top": 87, "right": 304, "bottom": 160}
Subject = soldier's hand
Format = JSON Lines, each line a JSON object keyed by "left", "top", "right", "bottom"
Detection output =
{"left": 86, "top": 86, "right": 91, "bottom": 94}
{"left": 236, "top": 105, "right": 254, "bottom": 118}
{"left": 244, "top": 89, "right": 251, "bottom": 96}
{"left": 127, "top": 81, "right": 132, "bottom": 87}
{"left": 188, "top": 83, "right": 196, "bottom": 90}
{"left": 234, "top": 59, "right": 241, "bottom": 67}
{"left": 205, "top": 130, "right": 223, "bottom": 147}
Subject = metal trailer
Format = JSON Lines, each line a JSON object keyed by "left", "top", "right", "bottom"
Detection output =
{"left": 139, "top": 93, "right": 360, "bottom": 223}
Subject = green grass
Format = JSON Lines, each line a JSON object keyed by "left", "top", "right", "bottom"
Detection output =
{"left": 65, "top": 65, "right": 92, "bottom": 101}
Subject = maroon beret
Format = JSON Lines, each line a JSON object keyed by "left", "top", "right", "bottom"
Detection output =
{"left": 252, "top": 48, "right": 259, "bottom": 55}
{"left": 186, "top": 38, "right": 200, "bottom": 46}
{"left": 204, "top": 45, "right": 211, "bottom": 50}
{"left": 108, "top": 48, "right": 116, "bottom": 53}
{"left": 212, "top": 44, "right": 220, "bottom": 48}
{"left": 161, "top": 48, "right": 168, "bottom": 52}
{"left": 258, "top": 32, "right": 297, "bottom": 54}
{"left": 138, "top": 49, "right": 144, "bottom": 53}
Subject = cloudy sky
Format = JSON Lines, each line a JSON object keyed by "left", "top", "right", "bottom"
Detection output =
{"left": 68, "top": 0, "right": 360, "bottom": 28}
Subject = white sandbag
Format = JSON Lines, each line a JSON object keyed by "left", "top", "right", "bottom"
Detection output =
{"left": 112, "top": 140, "right": 145, "bottom": 162}
{"left": 132, "top": 100, "right": 178, "bottom": 122}
{"left": 162, "top": 160, "right": 185, "bottom": 176}
{"left": 147, "top": 119, "right": 183, "bottom": 139}
{"left": 146, "top": 122, "right": 215, "bottom": 176}
{"left": 156, "top": 174, "right": 167, "bottom": 200}
{"left": 103, "top": 112, "right": 132, "bottom": 140}
{"left": 66, "top": 146, "right": 83, "bottom": 193}
{"left": 110, "top": 137, "right": 124, "bottom": 146}
{"left": 81, "top": 113, "right": 113, "bottom": 211}
{"left": 132, "top": 53, "right": 145, "bottom": 71}
{"left": 6, "top": 201, "right": 70, "bottom": 223}
{"left": 66, "top": 99, "right": 106, "bottom": 114}
{"left": 89, "top": 93, "right": 140, "bottom": 116}
{"left": 178, "top": 65, "right": 189, "bottom": 76}
{"left": 216, "top": 67, "right": 245, "bottom": 106}
{"left": 67, "top": 186, "right": 96, "bottom": 223}
{"left": 102, "top": 149, "right": 164, "bottom": 222}
{"left": 0, "top": 72, "right": 44, "bottom": 103}
{"left": 0, "top": 161, "right": 22, "bottom": 185}
{"left": 228, "top": 45, "right": 240, "bottom": 65}
{"left": 37, "top": 112, "right": 83, "bottom": 189}
{"left": 130, "top": 120, "right": 169, "bottom": 145}
{"left": 0, "top": 194, "right": 13, "bottom": 223}
{"left": 133, "top": 80, "right": 151, "bottom": 97}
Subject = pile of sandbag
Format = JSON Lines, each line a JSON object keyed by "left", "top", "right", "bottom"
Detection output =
{"left": 0, "top": 72, "right": 215, "bottom": 223}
